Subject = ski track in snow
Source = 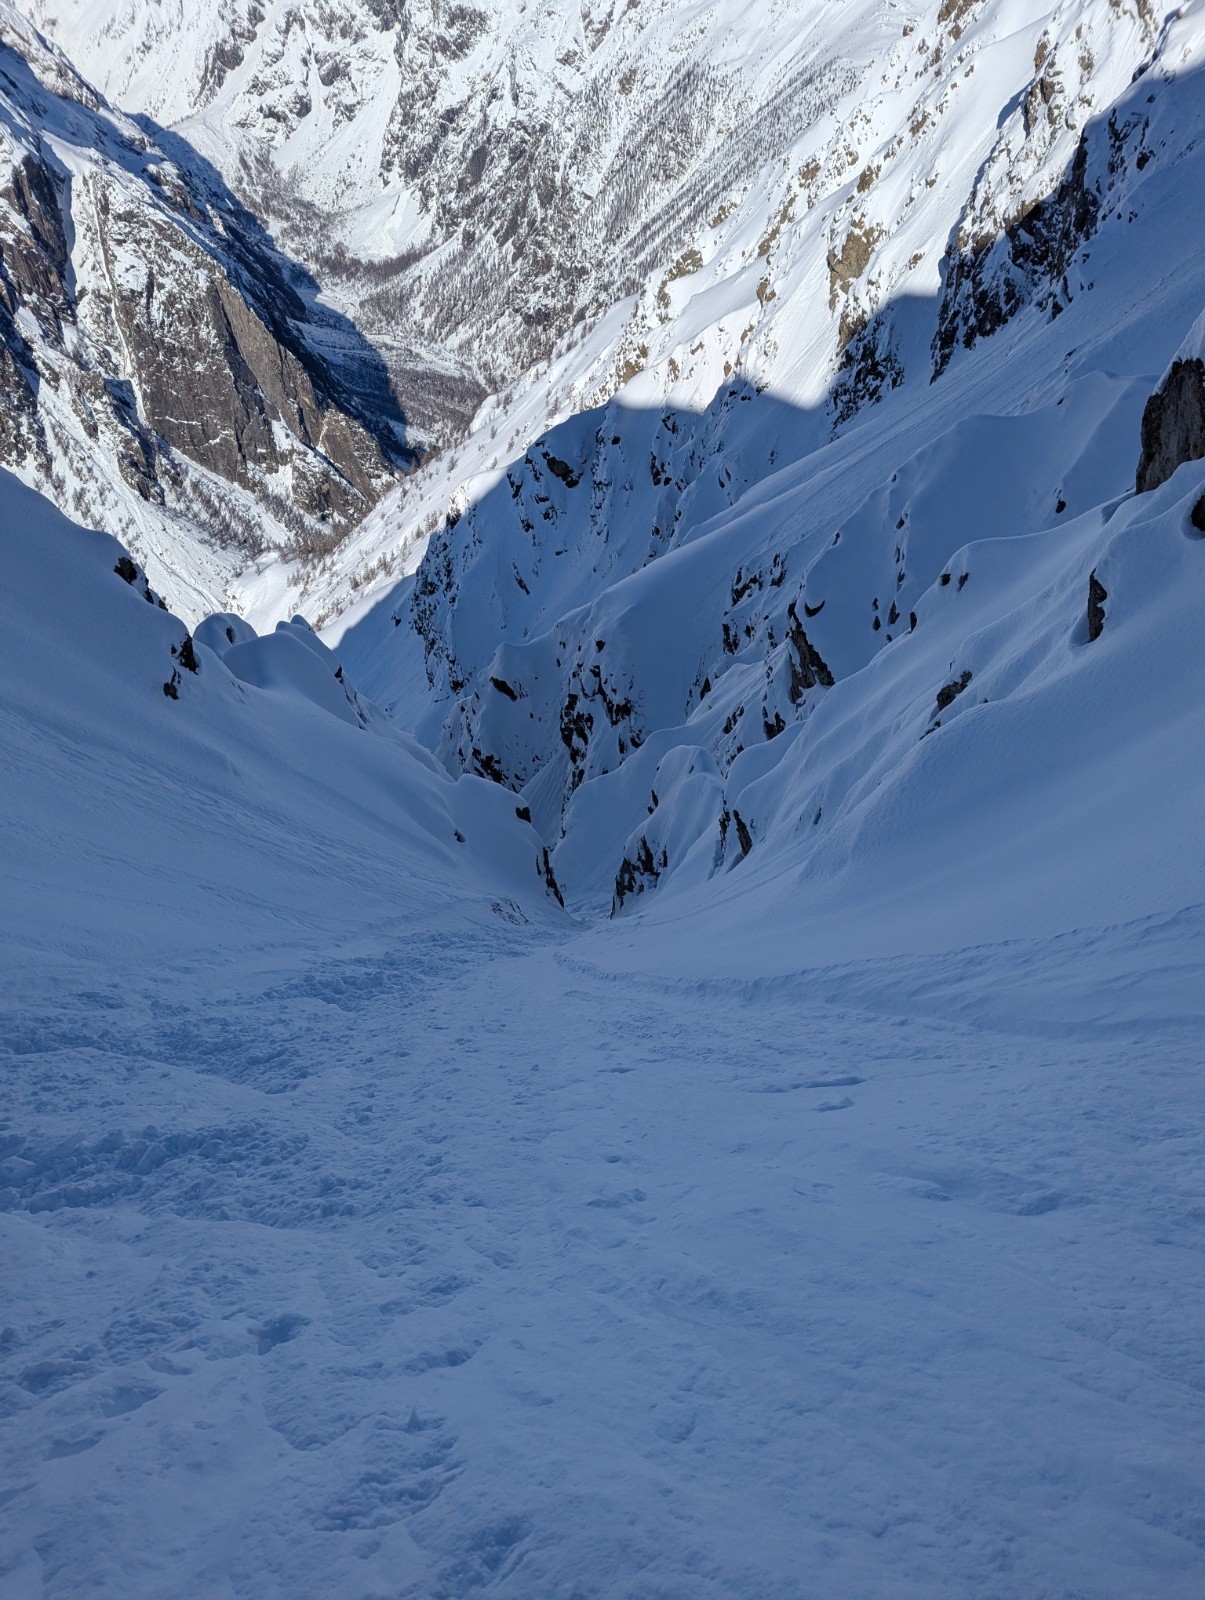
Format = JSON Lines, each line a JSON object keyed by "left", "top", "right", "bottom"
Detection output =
{"left": 3, "top": 914, "right": 1203, "bottom": 1598}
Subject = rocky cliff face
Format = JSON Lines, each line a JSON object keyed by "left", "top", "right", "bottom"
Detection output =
{"left": 0, "top": 5, "right": 407, "bottom": 606}
{"left": 1137, "top": 356, "right": 1205, "bottom": 494}
{"left": 929, "top": 11, "right": 1159, "bottom": 376}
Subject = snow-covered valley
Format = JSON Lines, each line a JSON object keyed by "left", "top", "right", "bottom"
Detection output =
{"left": 3, "top": 0, "right": 1205, "bottom": 1594}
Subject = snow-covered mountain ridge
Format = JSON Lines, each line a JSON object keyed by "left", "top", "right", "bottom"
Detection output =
{"left": 20, "top": 0, "right": 889, "bottom": 404}
{"left": 0, "top": 3, "right": 412, "bottom": 618}
{"left": 17, "top": 2, "right": 1169, "bottom": 516}
{"left": 232, "top": 0, "right": 1175, "bottom": 623}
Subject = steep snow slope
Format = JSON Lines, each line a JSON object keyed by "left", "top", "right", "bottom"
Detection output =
{"left": 3, "top": 490, "right": 1204, "bottom": 1599}
{"left": 0, "top": 467, "right": 557, "bottom": 981}
{"left": 332, "top": 3, "right": 1205, "bottom": 937}
{"left": 4, "top": 11, "right": 1205, "bottom": 1592}
{"left": 0, "top": 5, "right": 410, "bottom": 620}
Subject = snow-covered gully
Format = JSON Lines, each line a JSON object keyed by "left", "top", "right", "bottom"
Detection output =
{"left": 1, "top": 469, "right": 1200, "bottom": 1594}
{"left": 3, "top": 0, "right": 1205, "bottom": 1593}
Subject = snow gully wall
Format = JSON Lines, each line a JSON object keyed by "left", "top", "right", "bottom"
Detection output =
{"left": 334, "top": 6, "right": 1205, "bottom": 927}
